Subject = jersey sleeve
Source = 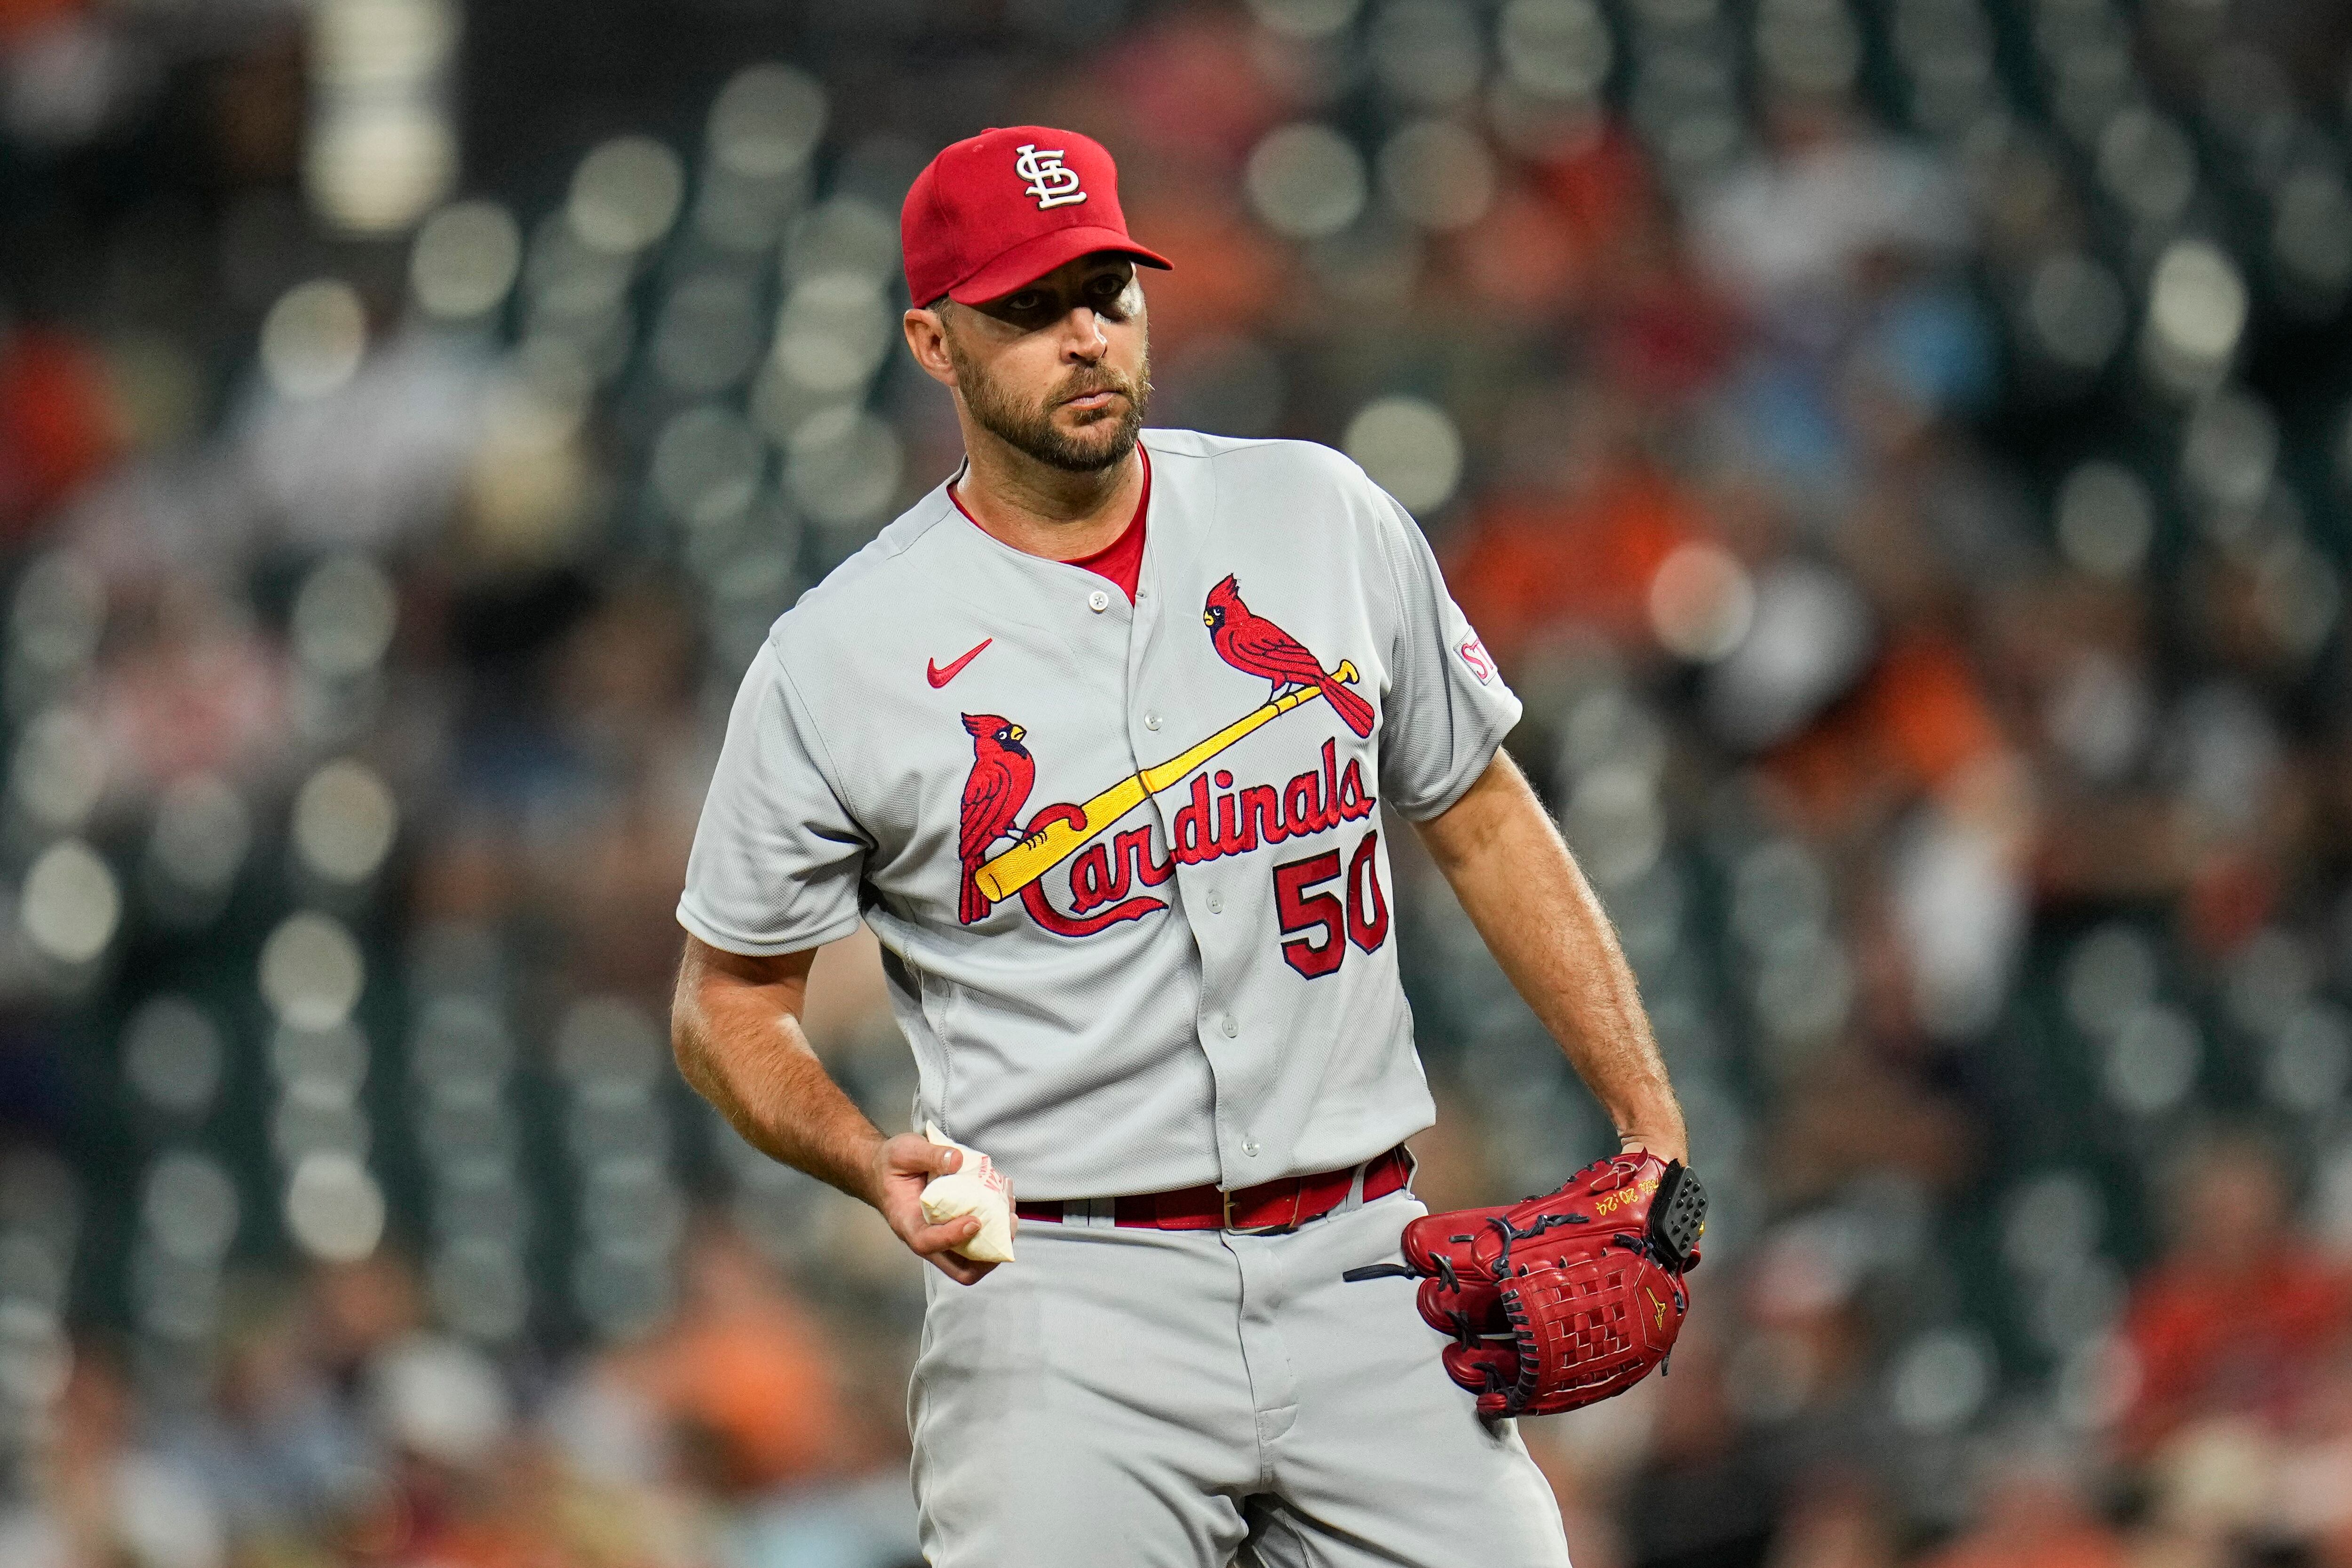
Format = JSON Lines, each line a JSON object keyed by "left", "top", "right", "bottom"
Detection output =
{"left": 1371, "top": 491, "right": 1524, "bottom": 820}
{"left": 676, "top": 640, "right": 872, "bottom": 956}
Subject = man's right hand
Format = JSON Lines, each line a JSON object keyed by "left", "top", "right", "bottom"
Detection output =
{"left": 869, "top": 1132, "right": 999, "bottom": 1286}
{"left": 671, "top": 938, "right": 1001, "bottom": 1287}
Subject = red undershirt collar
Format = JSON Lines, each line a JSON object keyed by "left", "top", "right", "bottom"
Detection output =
{"left": 948, "top": 444, "right": 1151, "bottom": 605}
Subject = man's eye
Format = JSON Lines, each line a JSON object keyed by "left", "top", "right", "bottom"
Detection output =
{"left": 1007, "top": 293, "right": 1043, "bottom": 312}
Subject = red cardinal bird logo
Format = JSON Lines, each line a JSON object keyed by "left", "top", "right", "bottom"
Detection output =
{"left": 1202, "top": 575, "right": 1375, "bottom": 738}
{"left": 957, "top": 713, "right": 1036, "bottom": 924}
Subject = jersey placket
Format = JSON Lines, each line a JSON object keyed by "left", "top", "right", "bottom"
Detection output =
{"left": 1119, "top": 568, "right": 1269, "bottom": 1195}
{"left": 1117, "top": 525, "right": 1240, "bottom": 1193}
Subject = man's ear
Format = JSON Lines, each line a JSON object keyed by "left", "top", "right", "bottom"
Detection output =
{"left": 902, "top": 305, "right": 960, "bottom": 389}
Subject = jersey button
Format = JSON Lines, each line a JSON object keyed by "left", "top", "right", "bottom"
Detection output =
{"left": 1144, "top": 713, "right": 1161, "bottom": 731}
{"left": 1241, "top": 1139, "right": 1261, "bottom": 1157}
{"left": 1207, "top": 891, "right": 1224, "bottom": 914}
{"left": 1087, "top": 589, "right": 1110, "bottom": 613}
{"left": 1220, "top": 1014, "right": 1238, "bottom": 1038}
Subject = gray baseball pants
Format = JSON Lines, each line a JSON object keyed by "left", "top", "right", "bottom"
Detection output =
{"left": 908, "top": 1184, "right": 1574, "bottom": 1566}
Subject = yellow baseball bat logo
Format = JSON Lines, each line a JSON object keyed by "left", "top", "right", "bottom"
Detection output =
{"left": 974, "top": 661, "right": 1359, "bottom": 904}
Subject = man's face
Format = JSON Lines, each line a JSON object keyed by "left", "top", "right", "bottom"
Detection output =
{"left": 933, "top": 254, "right": 1151, "bottom": 473}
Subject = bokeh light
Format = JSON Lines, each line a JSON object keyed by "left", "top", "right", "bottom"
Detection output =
{"left": 1376, "top": 119, "right": 1497, "bottom": 231}
{"left": 291, "top": 554, "right": 399, "bottom": 677}
{"left": 652, "top": 406, "right": 765, "bottom": 529}
{"left": 1245, "top": 124, "right": 1369, "bottom": 240}
{"left": 2024, "top": 251, "right": 2127, "bottom": 374}
{"left": 2055, "top": 460, "right": 2155, "bottom": 579}
{"left": 2142, "top": 238, "right": 2248, "bottom": 394}
{"left": 1498, "top": 0, "right": 1613, "bottom": 102}
{"left": 410, "top": 199, "right": 523, "bottom": 320}
{"left": 785, "top": 406, "right": 902, "bottom": 532}
{"left": 140, "top": 1151, "right": 239, "bottom": 1264}
{"left": 292, "top": 760, "right": 399, "bottom": 885}
{"left": 283, "top": 1151, "right": 386, "bottom": 1263}
{"left": 9, "top": 553, "right": 104, "bottom": 681}
{"left": 261, "top": 280, "right": 368, "bottom": 401}
{"left": 259, "top": 913, "right": 367, "bottom": 1031}
{"left": 22, "top": 839, "right": 119, "bottom": 966}
{"left": 1647, "top": 542, "right": 1756, "bottom": 661}
{"left": 144, "top": 775, "right": 251, "bottom": 908}
{"left": 9, "top": 707, "right": 104, "bottom": 832}
{"left": 1343, "top": 395, "right": 1462, "bottom": 513}
{"left": 706, "top": 63, "right": 827, "bottom": 180}
{"left": 567, "top": 135, "right": 686, "bottom": 255}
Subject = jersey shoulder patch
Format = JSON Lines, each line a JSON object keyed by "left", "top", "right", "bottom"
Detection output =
{"left": 1456, "top": 630, "right": 1498, "bottom": 685}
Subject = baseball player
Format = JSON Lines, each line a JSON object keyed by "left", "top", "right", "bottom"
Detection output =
{"left": 671, "top": 125, "right": 1689, "bottom": 1565}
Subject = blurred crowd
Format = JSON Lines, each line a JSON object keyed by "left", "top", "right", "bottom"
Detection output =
{"left": 1, "top": 0, "right": 2352, "bottom": 1563}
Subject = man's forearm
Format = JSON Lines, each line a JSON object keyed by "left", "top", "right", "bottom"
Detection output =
{"left": 1414, "top": 753, "right": 1686, "bottom": 1162}
{"left": 670, "top": 942, "right": 888, "bottom": 1204}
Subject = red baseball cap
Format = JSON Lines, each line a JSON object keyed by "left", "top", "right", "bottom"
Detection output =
{"left": 901, "top": 126, "right": 1172, "bottom": 307}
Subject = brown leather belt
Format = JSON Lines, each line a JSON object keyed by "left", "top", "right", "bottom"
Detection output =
{"left": 1015, "top": 1145, "right": 1412, "bottom": 1235}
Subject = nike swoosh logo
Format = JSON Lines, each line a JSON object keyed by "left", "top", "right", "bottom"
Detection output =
{"left": 926, "top": 637, "right": 993, "bottom": 688}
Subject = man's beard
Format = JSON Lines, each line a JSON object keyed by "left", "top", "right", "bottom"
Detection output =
{"left": 947, "top": 335, "right": 1152, "bottom": 473}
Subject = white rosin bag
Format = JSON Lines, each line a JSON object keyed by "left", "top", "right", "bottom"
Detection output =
{"left": 918, "top": 1122, "right": 1017, "bottom": 1263}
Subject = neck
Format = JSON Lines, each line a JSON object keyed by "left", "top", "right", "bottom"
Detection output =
{"left": 951, "top": 417, "right": 1142, "bottom": 562}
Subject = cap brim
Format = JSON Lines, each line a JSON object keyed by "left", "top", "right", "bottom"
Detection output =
{"left": 946, "top": 225, "right": 1173, "bottom": 305}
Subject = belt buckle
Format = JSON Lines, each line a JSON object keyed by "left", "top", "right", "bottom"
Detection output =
{"left": 1223, "top": 1180, "right": 1305, "bottom": 1235}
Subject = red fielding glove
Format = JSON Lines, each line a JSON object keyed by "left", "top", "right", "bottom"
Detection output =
{"left": 1348, "top": 1152, "right": 1707, "bottom": 1420}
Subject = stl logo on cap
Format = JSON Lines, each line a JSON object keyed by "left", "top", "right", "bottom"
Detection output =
{"left": 1014, "top": 143, "right": 1088, "bottom": 210}
{"left": 900, "top": 125, "right": 1171, "bottom": 308}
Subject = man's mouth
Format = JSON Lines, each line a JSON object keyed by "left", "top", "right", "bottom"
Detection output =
{"left": 1060, "top": 389, "right": 1123, "bottom": 412}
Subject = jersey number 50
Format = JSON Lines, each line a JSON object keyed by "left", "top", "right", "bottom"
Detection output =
{"left": 1271, "top": 828, "right": 1390, "bottom": 980}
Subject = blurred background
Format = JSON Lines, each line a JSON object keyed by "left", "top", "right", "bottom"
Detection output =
{"left": 0, "top": 0, "right": 2350, "bottom": 1563}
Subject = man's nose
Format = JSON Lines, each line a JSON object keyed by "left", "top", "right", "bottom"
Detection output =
{"left": 1058, "top": 306, "right": 1109, "bottom": 362}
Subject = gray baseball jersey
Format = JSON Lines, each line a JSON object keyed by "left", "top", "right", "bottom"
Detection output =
{"left": 677, "top": 428, "right": 1521, "bottom": 1200}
